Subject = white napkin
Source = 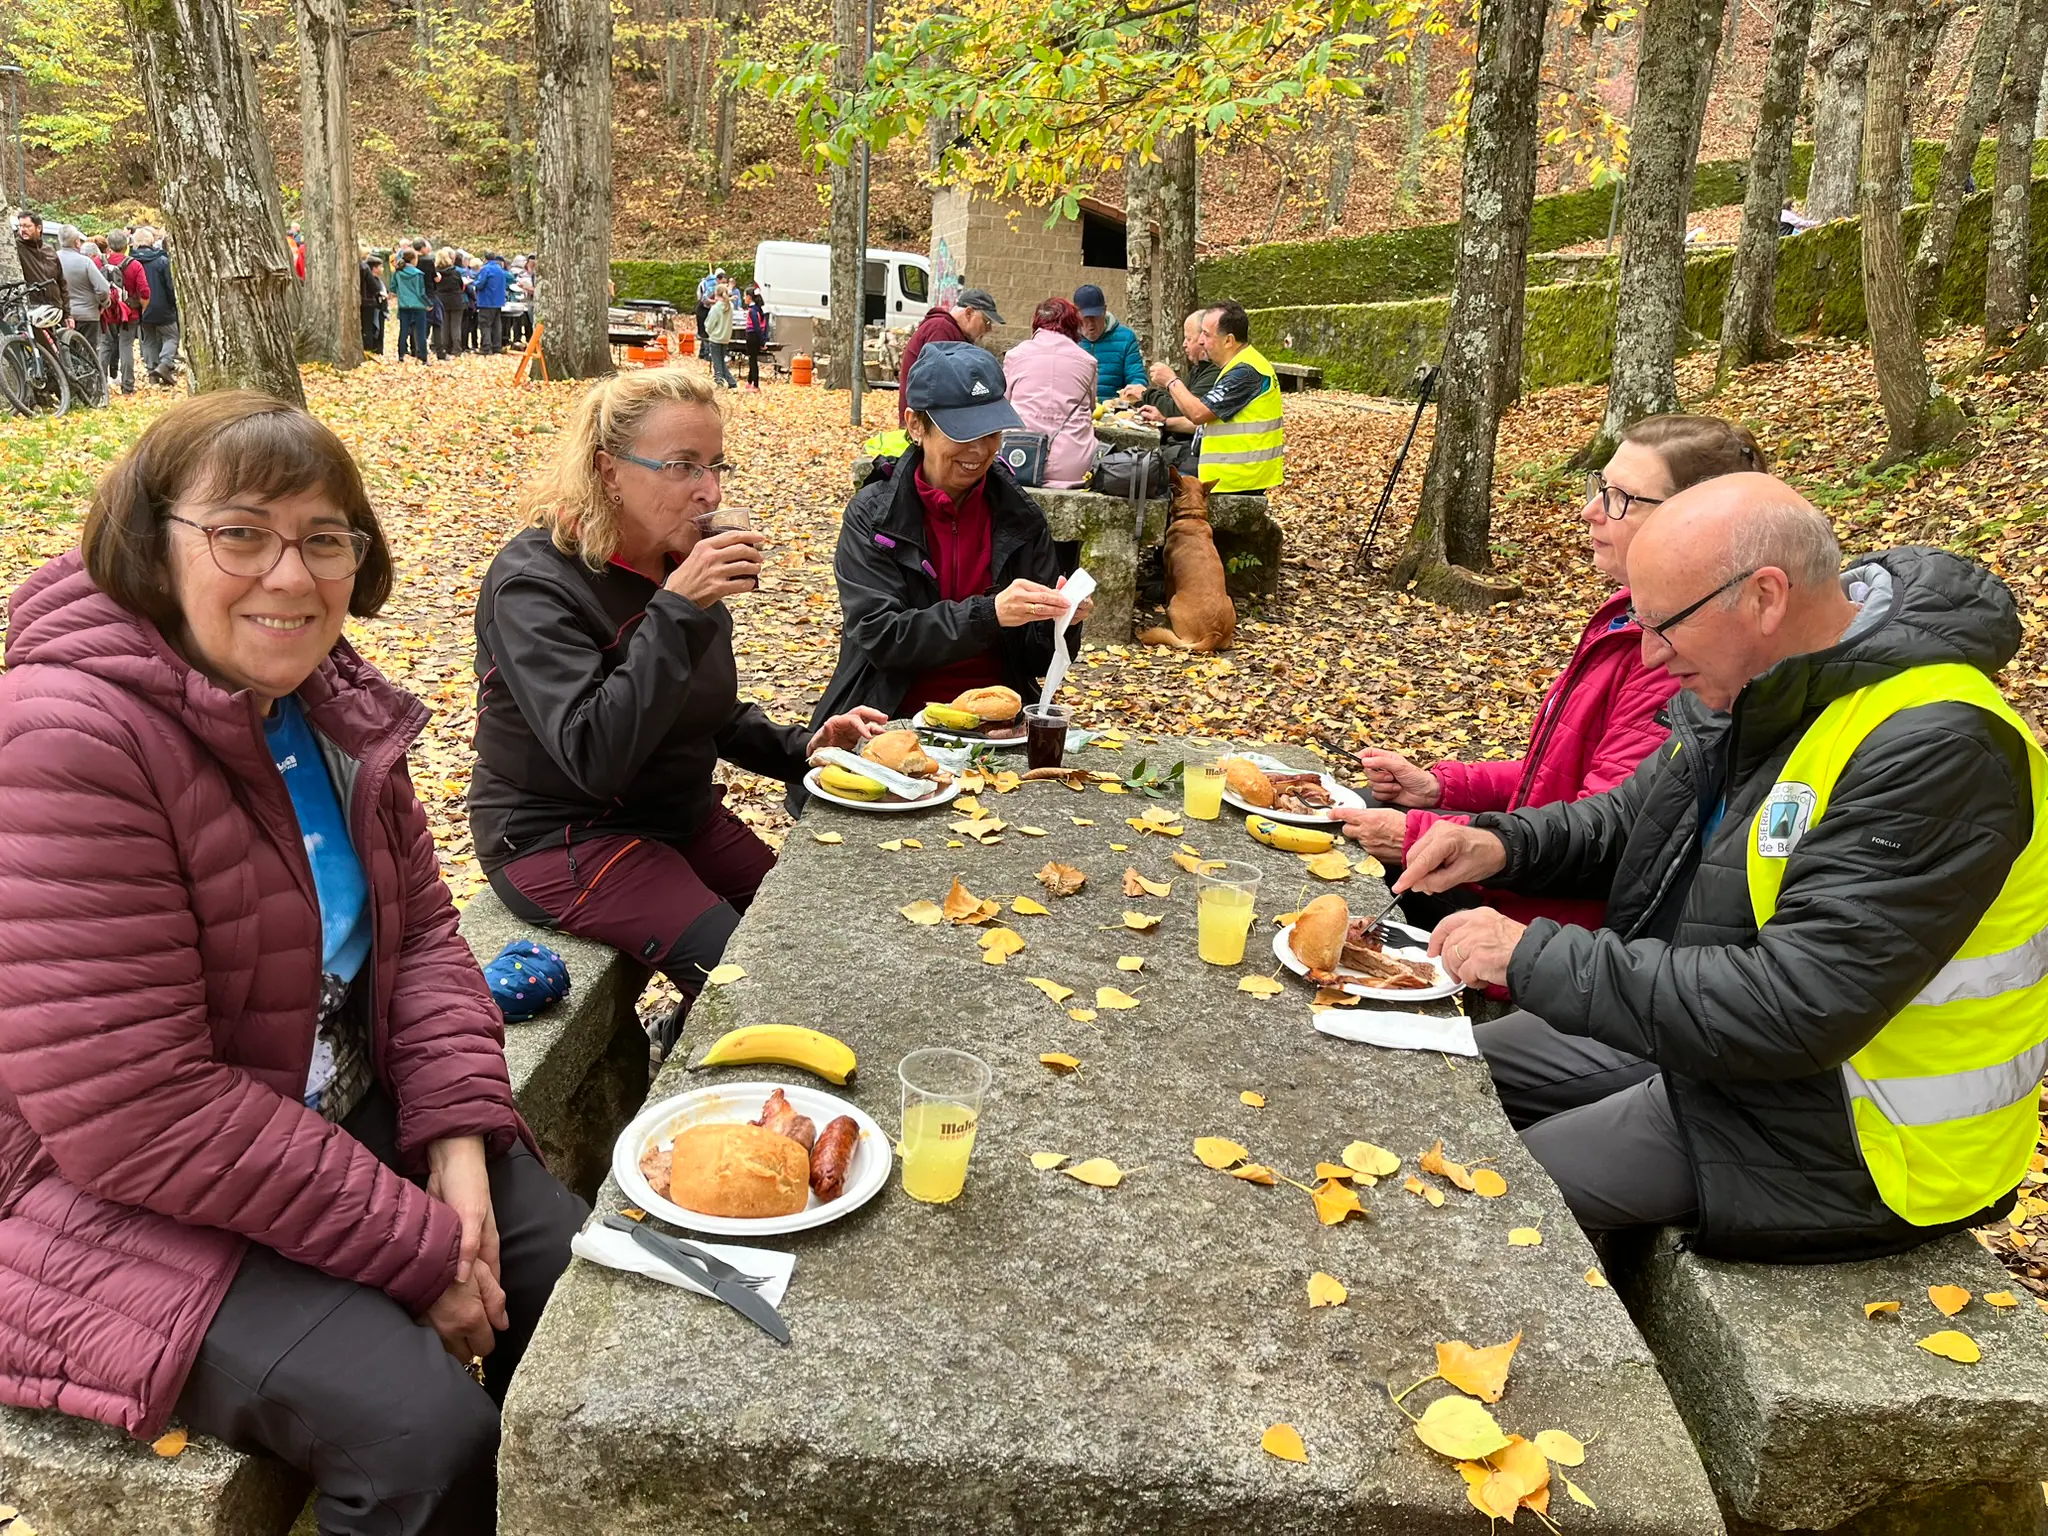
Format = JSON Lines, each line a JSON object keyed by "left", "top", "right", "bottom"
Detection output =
{"left": 1038, "top": 568, "right": 1097, "bottom": 708}
{"left": 572, "top": 1222, "right": 795, "bottom": 1307}
{"left": 1315, "top": 1009, "right": 1479, "bottom": 1057}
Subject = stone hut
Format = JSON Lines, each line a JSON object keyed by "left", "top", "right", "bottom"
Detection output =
{"left": 929, "top": 188, "right": 1145, "bottom": 350}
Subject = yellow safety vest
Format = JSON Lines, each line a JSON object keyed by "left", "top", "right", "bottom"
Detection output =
{"left": 1747, "top": 661, "right": 2048, "bottom": 1227}
{"left": 1196, "top": 345, "right": 1285, "bottom": 493}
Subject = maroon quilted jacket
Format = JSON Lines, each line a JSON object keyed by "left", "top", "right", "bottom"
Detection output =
{"left": 0, "top": 552, "right": 531, "bottom": 1439}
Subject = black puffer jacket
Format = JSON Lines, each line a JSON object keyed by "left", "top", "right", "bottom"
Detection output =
{"left": 1480, "top": 548, "right": 2033, "bottom": 1262}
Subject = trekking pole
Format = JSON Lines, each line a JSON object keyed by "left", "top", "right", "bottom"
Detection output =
{"left": 1355, "top": 362, "right": 1438, "bottom": 573}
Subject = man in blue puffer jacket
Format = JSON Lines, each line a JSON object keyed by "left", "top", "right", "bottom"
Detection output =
{"left": 471, "top": 252, "right": 510, "bottom": 355}
{"left": 1073, "top": 283, "right": 1144, "bottom": 400}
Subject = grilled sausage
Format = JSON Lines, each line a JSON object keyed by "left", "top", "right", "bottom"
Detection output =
{"left": 810, "top": 1115, "right": 860, "bottom": 1201}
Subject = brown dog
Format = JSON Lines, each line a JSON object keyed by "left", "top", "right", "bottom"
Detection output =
{"left": 1136, "top": 469, "right": 1237, "bottom": 652}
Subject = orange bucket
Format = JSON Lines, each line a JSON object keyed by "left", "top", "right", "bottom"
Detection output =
{"left": 677, "top": 332, "right": 697, "bottom": 357}
{"left": 792, "top": 354, "right": 814, "bottom": 386}
{"left": 625, "top": 344, "right": 668, "bottom": 366}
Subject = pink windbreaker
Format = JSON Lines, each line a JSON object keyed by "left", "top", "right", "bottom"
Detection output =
{"left": 1002, "top": 330, "right": 1099, "bottom": 488}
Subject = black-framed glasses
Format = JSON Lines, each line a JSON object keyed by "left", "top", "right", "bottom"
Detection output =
{"left": 1629, "top": 568, "right": 1759, "bottom": 644}
{"left": 1585, "top": 470, "right": 1666, "bottom": 521}
{"left": 166, "top": 513, "right": 371, "bottom": 580}
{"left": 613, "top": 450, "right": 736, "bottom": 484}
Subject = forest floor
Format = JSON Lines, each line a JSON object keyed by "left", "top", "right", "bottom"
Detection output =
{"left": 2, "top": 330, "right": 2045, "bottom": 1286}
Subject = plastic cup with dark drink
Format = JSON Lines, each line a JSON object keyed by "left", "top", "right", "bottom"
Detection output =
{"left": 697, "top": 506, "right": 758, "bottom": 590}
{"left": 1023, "top": 703, "right": 1073, "bottom": 771}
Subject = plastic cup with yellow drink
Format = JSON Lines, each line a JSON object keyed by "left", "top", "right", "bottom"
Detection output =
{"left": 898, "top": 1048, "right": 993, "bottom": 1204}
{"left": 1196, "top": 860, "right": 1262, "bottom": 966}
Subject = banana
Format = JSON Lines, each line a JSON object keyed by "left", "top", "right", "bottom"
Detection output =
{"left": 1245, "top": 813, "right": 1336, "bottom": 855}
{"left": 693, "top": 1024, "right": 858, "bottom": 1084}
{"left": 921, "top": 703, "right": 983, "bottom": 731}
{"left": 818, "top": 764, "right": 888, "bottom": 801}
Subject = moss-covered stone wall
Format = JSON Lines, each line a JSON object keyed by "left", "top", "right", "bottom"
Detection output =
{"left": 610, "top": 258, "right": 756, "bottom": 308}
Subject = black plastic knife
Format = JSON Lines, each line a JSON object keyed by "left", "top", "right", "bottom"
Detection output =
{"left": 602, "top": 1214, "right": 790, "bottom": 1345}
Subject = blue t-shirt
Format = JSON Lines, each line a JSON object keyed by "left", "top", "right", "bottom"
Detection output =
{"left": 265, "top": 697, "right": 372, "bottom": 988}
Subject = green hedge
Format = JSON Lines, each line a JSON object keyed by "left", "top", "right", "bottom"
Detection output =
{"left": 610, "top": 258, "right": 756, "bottom": 307}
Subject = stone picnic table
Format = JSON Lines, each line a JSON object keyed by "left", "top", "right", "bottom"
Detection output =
{"left": 1093, "top": 415, "right": 1162, "bottom": 453}
{"left": 500, "top": 740, "right": 1721, "bottom": 1535}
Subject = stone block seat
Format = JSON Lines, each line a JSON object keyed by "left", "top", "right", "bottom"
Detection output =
{"left": 0, "top": 891, "right": 651, "bottom": 1536}
{"left": 1608, "top": 1226, "right": 2048, "bottom": 1535}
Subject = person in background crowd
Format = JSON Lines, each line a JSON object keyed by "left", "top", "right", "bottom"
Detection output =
{"left": 470, "top": 368, "right": 886, "bottom": 1050}
{"left": 1147, "top": 299, "right": 1284, "bottom": 494}
{"left": 896, "top": 287, "right": 1003, "bottom": 427}
{"left": 359, "top": 252, "right": 388, "bottom": 358}
{"left": 703, "top": 277, "right": 738, "bottom": 389}
{"left": 472, "top": 252, "right": 509, "bottom": 356}
{"left": 13, "top": 211, "right": 65, "bottom": 314}
{"left": 1335, "top": 415, "right": 1768, "bottom": 936}
{"left": 0, "top": 390, "right": 585, "bottom": 1535}
{"left": 57, "top": 228, "right": 110, "bottom": 354}
{"left": 462, "top": 256, "right": 483, "bottom": 353}
{"left": 288, "top": 223, "right": 307, "bottom": 280}
{"left": 394, "top": 250, "right": 431, "bottom": 365}
{"left": 1135, "top": 309, "right": 1220, "bottom": 469}
{"left": 742, "top": 282, "right": 769, "bottom": 391}
{"left": 695, "top": 266, "right": 722, "bottom": 344}
{"left": 1072, "top": 283, "right": 1144, "bottom": 401}
{"left": 132, "top": 227, "right": 180, "bottom": 387}
{"left": 1001, "top": 296, "right": 1098, "bottom": 489}
{"left": 432, "top": 250, "right": 467, "bottom": 361}
{"left": 98, "top": 229, "right": 150, "bottom": 396}
{"left": 503, "top": 258, "right": 535, "bottom": 349}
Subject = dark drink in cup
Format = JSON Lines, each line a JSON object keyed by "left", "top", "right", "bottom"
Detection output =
{"left": 1023, "top": 703, "right": 1073, "bottom": 771}
{"left": 698, "top": 506, "right": 757, "bottom": 589}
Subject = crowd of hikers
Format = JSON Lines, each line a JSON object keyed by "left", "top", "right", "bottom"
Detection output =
{"left": 356, "top": 239, "right": 537, "bottom": 364}
{"left": 10, "top": 210, "right": 183, "bottom": 395}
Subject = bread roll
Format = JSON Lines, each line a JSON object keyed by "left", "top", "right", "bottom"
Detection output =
{"left": 1221, "top": 757, "right": 1275, "bottom": 808}
{"left": 1290, "top": 894, "right": 1350, "bottom": 978}
{"left": 863, "top": 729, "right": 939, "bottom": 778}
{"left": 665, "top": 1122, "right": 811, "bottom": 1219}
{"left": 951, "top": 685, "right": 1022, "bottom": 723}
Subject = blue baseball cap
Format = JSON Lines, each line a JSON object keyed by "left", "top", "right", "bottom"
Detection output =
{"left": 905, "top": 342, "right": 1023, "bottom": 440}
{"left": 1073, "top": 283, "right": 1107, "bottom": 316}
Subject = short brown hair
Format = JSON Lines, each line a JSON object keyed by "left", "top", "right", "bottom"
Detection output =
{"left": 1620, "top": 413, "right": 1768, "bottom": 493}
{"left": 82, "top": 390, "right": 393, "bottom": 624}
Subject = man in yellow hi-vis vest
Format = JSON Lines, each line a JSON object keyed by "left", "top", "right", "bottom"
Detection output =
{"left": 1146, "top": 300, "right": 1284, "bottom": 494}
{"left": 1394, "top": 474, "right": 2043, "bottom": 1262}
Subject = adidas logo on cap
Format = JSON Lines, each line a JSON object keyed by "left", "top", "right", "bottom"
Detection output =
{"left": 970, "top": 380, "right": 989, "bottom": 396}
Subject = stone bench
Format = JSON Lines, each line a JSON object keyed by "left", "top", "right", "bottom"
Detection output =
{"left": 1609, "top": 1226, "right": 2048, "bottom": 1534}
{"left": 0, "top": 891, "right": 651, "bottom": 1536}
{"left": 849, "top": 457, "right": 1283, "bottom": 641}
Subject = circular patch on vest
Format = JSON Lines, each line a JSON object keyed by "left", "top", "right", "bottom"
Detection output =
{"left": 1757, "top": 782, "right": 1819, "bottom": 859}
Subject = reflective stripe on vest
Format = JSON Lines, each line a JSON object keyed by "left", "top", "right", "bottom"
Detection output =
{"left": 1746, "top": 660, "right": 2048, "bottom": 1227}
{"left": 1197, "top": 345, "right": 1285, "bottom": 492}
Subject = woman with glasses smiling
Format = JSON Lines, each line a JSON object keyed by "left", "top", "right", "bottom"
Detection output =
{"left": 471, "top": 368, "right": 885, "bottom": 1050}
{"left": 1334, "top": 413, "right": 1766, "bottom": 934}
{"left": 0, "top": 391, "right": 585, "bottom": 1534}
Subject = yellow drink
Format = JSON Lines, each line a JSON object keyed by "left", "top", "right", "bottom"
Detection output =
{"left": 901, "top": 1098, "right": 979, "bottom": 1203}
{"left": 1198, "top": 885, "right": 1256, "bottom": 965}
{"left": 1183, "top": 762, "right": 1226, "bottom": 821}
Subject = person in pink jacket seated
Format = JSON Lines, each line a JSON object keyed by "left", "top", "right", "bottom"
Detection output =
{"left": 1002, "top": 296, "right": 1099, "bottom": 488}
{"left": 1334, "top": 414, "right": 1769, "bottom": 931}
{"left": 0, "top": 391, "right": 584, "bottom": 1536}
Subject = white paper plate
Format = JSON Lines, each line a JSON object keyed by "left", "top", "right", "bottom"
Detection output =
{"left": 915, "top": 707, "right": 1031, "bottom": 751}
{"left": 1272, "top": 921, "right": 1462, "bottom": 1003}
{"left": 614, "top": 1081, "right": 891, "bottom": 1237}
{"left": 1220, "top": 751, "right": 1367, "bottom": 826}
{"left": 803, "top": 766, "right": 963, "bottom": 814}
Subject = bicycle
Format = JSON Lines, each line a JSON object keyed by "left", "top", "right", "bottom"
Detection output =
{"left": 0, "top": 280, "right": 78, "bottom": 418}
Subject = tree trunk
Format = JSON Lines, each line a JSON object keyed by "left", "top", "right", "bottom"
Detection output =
{"left": 1863, "top": 0, "right": 1961, "bottom": 459}
{"left": 1124, "top": 153, "right": 1159, "bottom": 358}
{"left": 295, "top": 0, "right": 360, "bottom": 369}
{"left": 1323, "top": 104, "right": 1357, "bottom": 232}
{"left": 825, "top": 0, "right": 859, "bottom": 390}
{"left": 1395, "top": 28, "right": 1434, "bottom": 215}
{"left": 534, "top": 0, "right": 614, "bottom": 379}
{"left": 1158, "top": 127, "right": 1199, "bottom": 345}
{"left": 1718, "top": 0, "right": 1820, "bottom": 383}
{"left": 120, "top": 0, "right": 302, "bottom": 402}
{"left": 505, "top": 72, "right": 534, "bottom": 231}
{"left": 1390, "top": 0, "right": 1546, "bottom": 608}
{"left": 712, "top": 0, "right": 740, "bottom": 195}
{"left": 1987, "top": 0, "right": 2048, "bottom": 352}
{"left": 1807, "top": 0, "right": 1871, "bottom": 221}
{"left": 663, "top": 0, "right": 681, "bottom": 110}
{"left": 1912, "top": 0, "right": 2015, "bottom": 317}
{"left": 2038, "top": 48, "right": 2048, "bottom": 135}
{"left": 690, "top": 1, "right": 716, "bottom": 158}
{"left": 1592, "top": 0, "right": 1727, "bottom": 460}
{"left": 680, "top": 0, "right": 701, "bottom": 130}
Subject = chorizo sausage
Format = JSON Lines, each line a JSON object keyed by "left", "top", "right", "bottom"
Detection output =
{"left": 810, "top": 1116, "right": 860, "bottom": 1201}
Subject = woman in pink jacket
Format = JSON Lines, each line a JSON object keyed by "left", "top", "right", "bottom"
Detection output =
{"left": 0, "top": 392, "right": 583, "bottom": 1536}
{"left": 1002, "top": 296, "right": 1099, "bottom": 489}
{"left": 1335, "top": 414, "right": 1768, "bottom": 930}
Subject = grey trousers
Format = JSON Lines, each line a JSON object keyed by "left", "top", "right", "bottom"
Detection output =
{"left": 100, "top": 321, "right": 136, "bottom": 392}
{"left": 139, "top": 321, "right": 180, "bottom": 382}
{"left": 1475, "top": 1009, "right": 1699, "bottom": 1232}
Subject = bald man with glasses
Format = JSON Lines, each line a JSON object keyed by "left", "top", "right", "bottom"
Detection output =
{"left": 1394, "top": 474, "right": 2048, "bottom": 1264}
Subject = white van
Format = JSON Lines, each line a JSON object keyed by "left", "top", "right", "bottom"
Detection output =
{"left": 752, "top": 240, "right": 933, "bottom": 332}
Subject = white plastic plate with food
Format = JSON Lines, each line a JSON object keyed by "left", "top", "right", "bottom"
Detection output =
{"left": 1220, "top": 750, "right": 1368, "bottom": 826}
{"left": 802, "top": 767, "right": 963, "bottom": 814}
{"left": 1272, "top": 921, "right": 1461, "bottom": 1003}
{"left": 613, "top": 1081, "right": 890, "bottom": 1237}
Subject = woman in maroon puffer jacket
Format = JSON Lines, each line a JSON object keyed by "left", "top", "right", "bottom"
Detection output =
{"left": 0, "top": 392, "right": 584, "bottom": 1536}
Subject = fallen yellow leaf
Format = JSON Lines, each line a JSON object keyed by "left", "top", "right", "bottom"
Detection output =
{"left": 1067, "top": 1007, "right": 1098, "bottom": 1022}
{"left": 1240, "top": 1090, "right": 1266, "bottom": 1108}
{"left": 1508, "top": 1227, "right": 1543, "bottom": 1246}
{"left": 1341, "top": 1141, "right": 1401, "bottom": 1177}
{"left": 991, "top": 771, "right": 1022, "bottom": 793}
{"left": 1029, "top": 1151, "right": 1067, "bottom": 1170}
{"left": 812, "top": 831, "right": 844, "bottom": 844}
{"left": 619, "top": 1207, "right": 645, "bottom": 1220}
{"left": 1313, "top": 986, "right": 1361, "bottom": 1007}
{"left": 1095, "top": 986, "right": 1141, "bottom": 1010}
{"left": 1564, "top": 1477, "right": 1598, "bottom": 1510}
{"left": 901, "top": 838, "right": 924, "bottom": 849}
{"left": 1929, "top": 1284, "right": 1971, "bottom": 1317}
{"left": 1116, "top": 955, "right": 1145, "bottom": 972}
{"left": 1985, "top": 1291, "right": 2020, "bottom": 1308}
{"left": 1533, "top": 1429, "right": 1585, "bottom": 1467}
{"left": 1307, "top": 1271, "right": 1349, "bottom": 1307}
{"left": 1035, "top": 861, "right": 1088, "bottom": 897}
{"left": 1917, "top": 1329, "right": 1981, "bottom": 1363}
{"left": 1421, "top": 1139, "right": 1477, "bottom": 1192}
{"left": 1170, "top": 849, "right": 1204, "bottom": 872}
{"left": 1355, "top": 854, "right": 1387, "bottom": 878}
{"left": 1303, "top": 850, "right": 1353, "bottom": 881}
{"left": 1238, "top": 974, "right": 1286, "bottom": 998}
{"left": 955, "top": 795, "right": 984, "bottom": 816}
{"left": 152, "top": 1428, "right": 188, "bottom": 1457}
{"left": 1038, "top": 1052, "right": 1081, "bottom": 1074}
{"left": 1098, "top": 782, "right": 1127, "bottom": 794}
{"left": 1585, "top": 1268, "right": 1608, "bottom": 1288}
{"left": 1011, "top": 896, "right": 1051, "bottom": 916}
{"left": 1315, "top": 1161, "right": 1355, "bottom": 1182}
{"left": 1313, "top": 1178, "right": 1365, "bottom": 1225}
{"left": 1470, "top": 1168, "right": 1508, "bottom": 1198}
{"left": 1436, "top": 1332, "right": 1521, "bottom": 1404}
{"left": 1109, "top": 843, "right": 1129, "bottom": 851}
{"left": 1018, "top": 826, "right": 1048, "bottom": 837}
{"left": 1864, "top": 1300, "right": 1902, "bottom": 1318}
{"left": 942, "top": 878, "right": 1000, "bottom": 924}
{"left": 1413, "top": 1395, "right": 1512, "bottom": 1461}
{"left": 1122, "top": 866, "right": 1173, "bottom": 897}
{"left": 1194, "top": 1137, "right": 1251, "bottom": 1169}
{"left": 1261, "top": 1422, "right": 1308, "bottom": 1463}
{"left": 1404, "top": 1175, "right": 1446, "bottom": 1208}
{"left": 1064, "top": 1157, "right": 1123, "bottom": 1188}
{"left": 1230, "top": 1163, "right": 1278, "bottom": 1184}
{"left": 1122, "top": 911, "right": 1163, "bottom": 930}
{"left": 1025, "top": 976, "right": 1074, "bottom": 1004}
{"left": 703, "top": 963, "right": 746, "bottom": 985}
{"left": 1070, "top": 816, "right": 1096, "bottom": 826}
{"left": 878, "top": 839, "right": 905, "bottom": 852}
{"left": 978, "top": 927, "right": 1027, "bottom": 964}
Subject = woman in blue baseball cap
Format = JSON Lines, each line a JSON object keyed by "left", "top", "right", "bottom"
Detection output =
{"left": 811, "top": 341, "right": 1091, "bottom": 740}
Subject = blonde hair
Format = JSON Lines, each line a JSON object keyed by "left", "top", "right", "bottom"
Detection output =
{"left": 523, "top": 367, "right": 722, "bottom": 568}
{"left": 435, "top": 248, "right": 456, "bottom": 270}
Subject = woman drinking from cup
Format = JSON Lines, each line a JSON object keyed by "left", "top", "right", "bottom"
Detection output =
{"left": 0, "top": 391, "right": 584, "bottom": 1535}
{"left": 471, "top": 369, "right": 884, "bottom": 1047}
{"left": 812, "top": 342, "right": 1090, "bottom": 738}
